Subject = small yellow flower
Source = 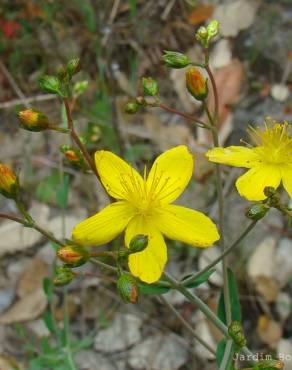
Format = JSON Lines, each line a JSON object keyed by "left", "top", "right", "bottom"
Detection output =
{"left": 206, "top": 120, "right": 292, "bottom": 201}
{"left": 0, "top": 163, "right": 18, "bottom": 198}
{"left": 72, "top": 146, "right": 219, "bottom": 283}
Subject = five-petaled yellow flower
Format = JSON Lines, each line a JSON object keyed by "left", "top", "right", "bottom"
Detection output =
{"left": 206, "top": 120, "right": 292, "bottom": 201}
{"left": 72, "top": 145, "right": 219, "bottom": 283}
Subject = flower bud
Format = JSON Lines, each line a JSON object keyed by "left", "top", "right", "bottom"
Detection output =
{"left": 255, "top": 360, "right": 284, "bottom": 369}
{"left": 57, "top": 245, "right": 89, "bottom": 267}
{"left": 142, "top": 77, "right": 159, "bottom": 96}
{"left": 186, "top": 67, "right": 208, "bottom": 101}
{"left": 129, "top": 234, "right": 148, "bottom": 253}
{"left": 228, "top": 321, "right": 246, "bottom": 348}
{"left": 246, "top": 203, "right": 269, "bottom": 221}
{"left": 18, "top": 109, "right": 49, "bottom": 132}
{"left": 39, "top": 75, "right": 62, "bottom": 95}
{"left": 0, "top": 164, "right": 19, "bottom": 198}
{"left": 264, "top": 187, "right": 281, "bottom": 207}
{"left": 162, "top": 51, "right": 190, "bottom": 69}
{"left": 60, "top": 145, "right": 85, "bottom": 168}
{"left": 207, "top": 20, "right": 220, "bottom": 39}
{"left": 124, "top": 101, "right": 140, "bottom": 114}
{"left": 53, "top": 266, "right": 75, "bottom": 286}
{"left": 67, "top": 58, "right": 81, "bottom": 78}
{"left": 195, "top": 20, "right": 220, "bottom": 48}
{"left": 117, "top": 274, "right": 139, "bottom": 303}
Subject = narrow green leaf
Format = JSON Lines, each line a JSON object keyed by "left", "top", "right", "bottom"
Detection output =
{"left": 181, "top": 268, "right": 215, "bottom": 288}
{"left": 138, "top": 281, "right": 170, "bottom": 295}
{"left": 56, "top": 174, "right": 70, "bottom": 209}
{"left": 217, "top": 268, "right": 241, "bottom": 325}
{"left": 43, "top": 277, "right": 53, "bottom": 300}
{"left": 216, "top": 339, "right": 235, "bottom": 370}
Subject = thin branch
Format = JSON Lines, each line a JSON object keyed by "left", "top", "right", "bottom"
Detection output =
{"left": 0, "top": 212, "right": 64, "bottom": 246}
{"left": 159, "top": 295, "right": 216, "bottom": 355}
{"left": 181, "top": 221, "right": 258, "bottom": 286}
{"left": 159, "top": 103, "right": 212, "bottom": 129}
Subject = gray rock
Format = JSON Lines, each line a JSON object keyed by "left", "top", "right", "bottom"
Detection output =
{"left": 94, "top": 314, "right": 142, "bottom": 353}
{"left": 75, "top": 350, "right": 117, "bottom": 370}
{"left": 274, "top": 238, "right": 292, "bottom": 287}
{"left": 128, "top": 334, "right": 188, "bottom": 370}
{"left": 0, "top": 288, "right": 15, "bottom": 314}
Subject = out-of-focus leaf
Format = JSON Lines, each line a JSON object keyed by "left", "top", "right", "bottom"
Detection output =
{"left": 217, "top": 268, "right": 241, "bottom": 325}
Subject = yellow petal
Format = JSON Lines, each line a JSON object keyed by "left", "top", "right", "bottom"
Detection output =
{"left": 146, "top": 145, "right": 193, "bottom": 205}
{"left": 281, "top": 165, "right": 292, "bottom": 199}
{"left": 154, "top": 204, "right": 219, "bottom": 247}
{"left": 95, "top": 150, "right": 144, "bottom": 201}
{"left": 72, "top": 201, "right": 135, "bottom": 246}
{"left": 206, "top": 146, "right": 260, "bottom": 168}
{"left": 236, "top": 165, "right": 281, "bottom": 201}
{"left": 125, "top": 215, "right": 167, "bottom": 283}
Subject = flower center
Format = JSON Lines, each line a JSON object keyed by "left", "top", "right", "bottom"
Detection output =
{"left": 248, "top": 121, "right": 292, "bottom": 165}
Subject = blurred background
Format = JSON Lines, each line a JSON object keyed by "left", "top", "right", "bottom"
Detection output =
{"left": 0, "top": 0, "right": 292, "bottom": 369}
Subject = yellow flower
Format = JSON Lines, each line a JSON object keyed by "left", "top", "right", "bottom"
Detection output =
{"left": 206, "top": 120, "right": 292, "bottom": 201}
{"left": 72, "top": 145, "right": 219, "bottom": 283}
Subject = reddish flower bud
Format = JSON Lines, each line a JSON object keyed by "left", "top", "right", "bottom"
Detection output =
{"left": 57, "top": 245, "right": 89, "bottom": 267}
{"left": 60, "top": 145, "right": 85, "bottom": 168}
{"left": 0, "top": 164, "right": 19, "bottom": 198}
{"left": 186, "top": 67, "right": 208, "bottom": 101}
{"left": 18, "top": 109, "right": 49, "bottom": 132}
{"left": 117, "top": 274, "right": 139, "bottom": 304}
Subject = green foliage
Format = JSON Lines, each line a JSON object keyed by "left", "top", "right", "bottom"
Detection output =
{"left": 36, "top": 171, "right": 70, "bottom": 208}
{"left": 138, "top": 281, "right": 170, "bottom": 295}
{"left": 181, "top": 269, "right": 215, "bottom": 288}
{"left": 217, "top": 268, "right": 242, "bottom": 325}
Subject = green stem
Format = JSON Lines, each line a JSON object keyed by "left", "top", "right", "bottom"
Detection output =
{"left": 0, "top": 212, "right": 64, "bottom": 246}
{"left": 64, "top": 290, "right": 77, "bottom": 370}
{"left": 163, "top": 272, "right": 229, "bottom": 337}
{"left": 219, "top": 339, "right": 234, "bottom": 370}
{"left": 159, "top": 295, "right": 216, "bottom": 355}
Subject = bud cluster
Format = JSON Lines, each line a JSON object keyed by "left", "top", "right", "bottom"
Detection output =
{"left": 195, "top": 20, "right": 220, "bottom": 48}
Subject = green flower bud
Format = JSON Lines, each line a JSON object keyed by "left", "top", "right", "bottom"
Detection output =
{"left": 196, "top": 20, "right": 220, "bottom": 48}
{"left": 228, "top": 321, "right": 246, "bottom": 348}
{"left": 124, "top": 101, "right": 139, "bottom": 114}
{"left": 53, "top": 266, "right": 75, "bottom": 286}
{"left": 18, "top": 109, "right": 49, "bottom": 132}
{"left": 129, "top": 234, "right": 148, "bottom": 253}
{"left": 117, "top": 274, "right": 139, "bottom": 303}
{"left": 142, "top": 77, "right": 159, "bottom": 96}
{"left": 66, "top": 58, "right": 81, "bottom": 78}
{"left": 73, "top": 80, "right": 88, "bottom": 95}
{"left": 57, "top": 245, "right": 89, "bottom": 267}
{"left": 253, "top": 359, "right": 284, "bottom": 370}
{"left": 246, "top": 203, "right": 269, "bottom": 221}
{"left": 162, "top": 51, "right": 190, "bottom": 69}
{"left": 264, "top": 187, "right": 281, "bottom": 207}
{"left": 207, "top": 20, "right": 220, "bottom": 39}
{"left": 39, "top": 75, "right": 62, "bottom": 95}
